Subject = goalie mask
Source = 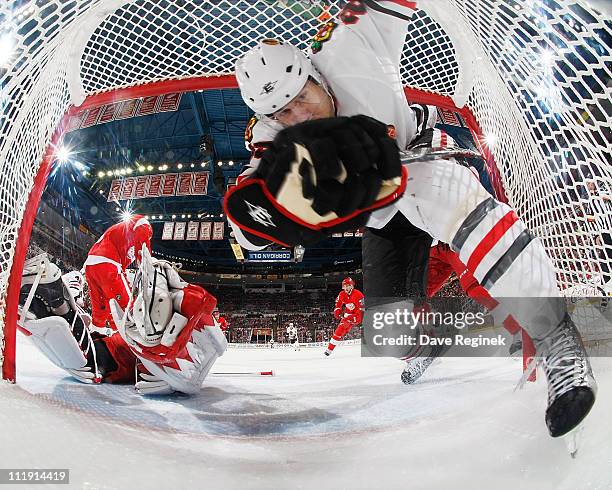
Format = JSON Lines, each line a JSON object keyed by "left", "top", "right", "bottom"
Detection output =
{"left": 131, "top": 263, "right": 174, "bottom": 346}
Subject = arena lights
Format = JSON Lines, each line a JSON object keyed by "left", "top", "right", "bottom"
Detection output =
{"left": 177, "top": 163, "right": 183, "bottom": 169}
{"left": 484, "top": 133, "right": 497, "bottom": 147}
{"left": 121, "top": 210, "right": 134, "bottom": 222}
{"left": 54, "top": 145, "right": 72, "bottom": 164}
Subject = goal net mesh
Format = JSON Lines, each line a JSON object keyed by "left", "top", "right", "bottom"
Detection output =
{"left": 0, "top": 0, "right": 610, "bottom": 372}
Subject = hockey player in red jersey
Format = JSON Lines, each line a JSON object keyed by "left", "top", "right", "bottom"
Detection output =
{"left": 213, "top": 309, "right": 229, "bottom": 333}
{"left": 83, "top": 214, "right": 153, "bottom": 333}
{"left": 18, "top": 250, "right": 227, "bottom": 394}
{"left": 325, "top": 277, "right": 364, "bottom": 356}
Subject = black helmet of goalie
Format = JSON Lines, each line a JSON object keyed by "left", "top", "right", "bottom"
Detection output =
{"left": 234, "top": 38, "right": 325, "bottom": 115}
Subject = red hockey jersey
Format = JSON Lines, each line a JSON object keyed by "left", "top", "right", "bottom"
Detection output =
{"left": 334, "top": 289, "right": 364, "bottom": 323}
{"left": 87, "top": 215, "right": 153, "bottom": 269}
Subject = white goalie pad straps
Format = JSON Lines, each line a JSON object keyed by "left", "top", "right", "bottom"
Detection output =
{"left": 22, "top": 316, "right": 99, "bottom": 384}
{"left": 138, "top": 324, "right": 228, "bottom": 395}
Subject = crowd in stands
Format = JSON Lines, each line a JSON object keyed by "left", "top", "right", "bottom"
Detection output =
{"left": 27, "top": 226, "right": 87, "bottom": 272}
{"left": 216, "top": 275, "right": 467, "bottom": 344}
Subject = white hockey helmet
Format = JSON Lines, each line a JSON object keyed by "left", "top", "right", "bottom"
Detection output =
{"left": 235, "top": 38, "right": 323, "bottom": 115}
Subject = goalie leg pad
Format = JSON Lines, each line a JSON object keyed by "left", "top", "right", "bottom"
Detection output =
{"left": 22, "top": 317, "right": 100, "bottom": 383}
{"left": 136, "top": 322, "right": 227, "bottom": 395}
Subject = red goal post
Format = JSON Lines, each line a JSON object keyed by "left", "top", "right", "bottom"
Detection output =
{"left": 1, "top": 0, "right": 610, "bottom": 382}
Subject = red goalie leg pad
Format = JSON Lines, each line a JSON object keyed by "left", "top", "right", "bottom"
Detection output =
{"left": 178, "top": 284, "right": 217, "bottom": 325}
{"left": 100, "top": 333, "right": 137, "bottom": 384}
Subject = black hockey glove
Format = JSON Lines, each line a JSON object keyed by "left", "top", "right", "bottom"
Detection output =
{"left": 224, "top": 115, "right": 406, "bottom": 247}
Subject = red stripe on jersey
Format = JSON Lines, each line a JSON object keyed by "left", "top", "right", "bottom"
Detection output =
{"left": 466, "top": 210, "right": 519, "bottom": 273}
{"left": 384, "top": 0, "right": 417, "bottom": 9}
{"left": 440, "top": 131, "right": 447, "bottom": 149}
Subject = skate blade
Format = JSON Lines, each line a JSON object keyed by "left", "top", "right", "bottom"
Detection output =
{"left": 513, "top": 358, "right": 539, "bottom": 392}
{"left": 564, "top": 424, "right": 584, "bottom": 459}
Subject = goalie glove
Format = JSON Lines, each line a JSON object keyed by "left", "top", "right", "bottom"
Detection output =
{"left": 224, "top": 115, "right": 407, "bottom": 247}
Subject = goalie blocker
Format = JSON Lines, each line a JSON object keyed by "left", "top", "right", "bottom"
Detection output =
{"left": 224, "top": 116, "right": 407, "bottom": 247}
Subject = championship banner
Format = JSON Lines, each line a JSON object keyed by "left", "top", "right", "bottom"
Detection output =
{"left": 98, "top": 102, "right": 120, "bottom": 124}
{"left": 176, "top": 172, "right": 193, "bottom": 196}
{"left": 186, "top": 221, "right": 199, "bottom": 240}
{"left": 107, "top": 179, "right": 122, "bottom": 202}
{"left": 192, "top": 172, "right": 209, "bottom": 195}
{"left": 66, "top": 111, "right": 87, "bottom": 132}
{"left": 173, "top": 221, "right": 186, "bottom": 240}
{"left": 158, "top": 92, "right": 182, "bottom": 112}
{"left": 212, "top": 221, "right": 224, "bottom": 240}
{"left": 199, "top": 222, "right": 212, "bottom": 240}
{"left": 137, "top": 95, "right": 159, "bottom": 116}
{"left": 120, "top": 177, "right": 137, "bottom": 200}
{"left": 134, "top": 175, "right": 149, "bottom": 199}
{"left": 437, "top": 108, "right": 461, "bottom": 126}
{"left": 246, "top": 250, "right": 293, "bottom": 262}
{"left": 81, "top": 106, "right": 103, "bottom": 128}
{"left": 161, "top": 173, "right": 178, "bottom": 196}
{"left": 115, "top": 99, "right": 140, "bottom": 120}
{"left": 147, "top": 174, "right": 163, "bottom": 197}
{"left": 162, "top": 221, "right": 175, "bottom": 240}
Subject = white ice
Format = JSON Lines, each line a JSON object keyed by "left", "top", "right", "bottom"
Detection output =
{"left": 1, "top": 333, "right": 611, "bottom": 489}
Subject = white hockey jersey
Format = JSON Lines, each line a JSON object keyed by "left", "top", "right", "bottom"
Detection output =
{"left": 231, "top": 1, "right": 438, "bottom": 249}
{"left": 287, "top": 325, "right": 298, "bottom": 339}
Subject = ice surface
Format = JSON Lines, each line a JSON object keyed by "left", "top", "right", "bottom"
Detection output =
{"left": 1, "top": 334, "right": 611, "bottom": 489}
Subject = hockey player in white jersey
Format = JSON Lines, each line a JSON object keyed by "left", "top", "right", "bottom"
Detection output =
{"left": 287, "top": 322, "right": 300, "bottom": 351}
{"left": 225, "top": 0, "right": 596, "bottom": 438}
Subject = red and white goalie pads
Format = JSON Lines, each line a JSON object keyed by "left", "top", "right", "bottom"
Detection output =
{"left": 109, "top": 251, "right": 227, "bottom": 395}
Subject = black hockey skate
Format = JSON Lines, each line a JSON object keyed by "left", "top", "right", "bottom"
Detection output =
{"left": 401, "top": 342, "right": 449, "bottom": 385}
{"left": 536, "top": 314, "right": 597, "bottom": 438}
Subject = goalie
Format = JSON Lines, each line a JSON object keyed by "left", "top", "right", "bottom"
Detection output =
{"left": 19, "top": 250, "right": 226, "bottom": 395}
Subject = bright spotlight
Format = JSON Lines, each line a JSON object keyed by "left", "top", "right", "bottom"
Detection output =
{"left": 177, "top": 163, "right": 183, "bottom": 169}
{"left": 55, "top": 145, "right": 71, "bottom": 164}
{"left": 97, "top": 171, "right": 105, "bottom": 178}
{"left": 484, "top": 133, "right": 497, "bottom": 147}
{"left": 541, "top": 49, "right": 554, "bottom": 68}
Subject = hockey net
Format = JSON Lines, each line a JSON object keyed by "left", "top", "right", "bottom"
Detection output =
{"left": 0, "top": 0, "right": 610, "bottom": 381}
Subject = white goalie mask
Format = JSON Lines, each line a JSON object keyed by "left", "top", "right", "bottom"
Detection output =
{"left": 126, "top": 246, "right": 184, "bottom": 347}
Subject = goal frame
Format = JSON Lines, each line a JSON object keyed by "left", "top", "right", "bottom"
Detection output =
{"left": 1, "top": 76, "right": 502, "bottom": 382}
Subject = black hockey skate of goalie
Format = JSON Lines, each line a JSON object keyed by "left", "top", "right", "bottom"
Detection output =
{"left": 224, "top": 115, "right": 407, "bottom": 247}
